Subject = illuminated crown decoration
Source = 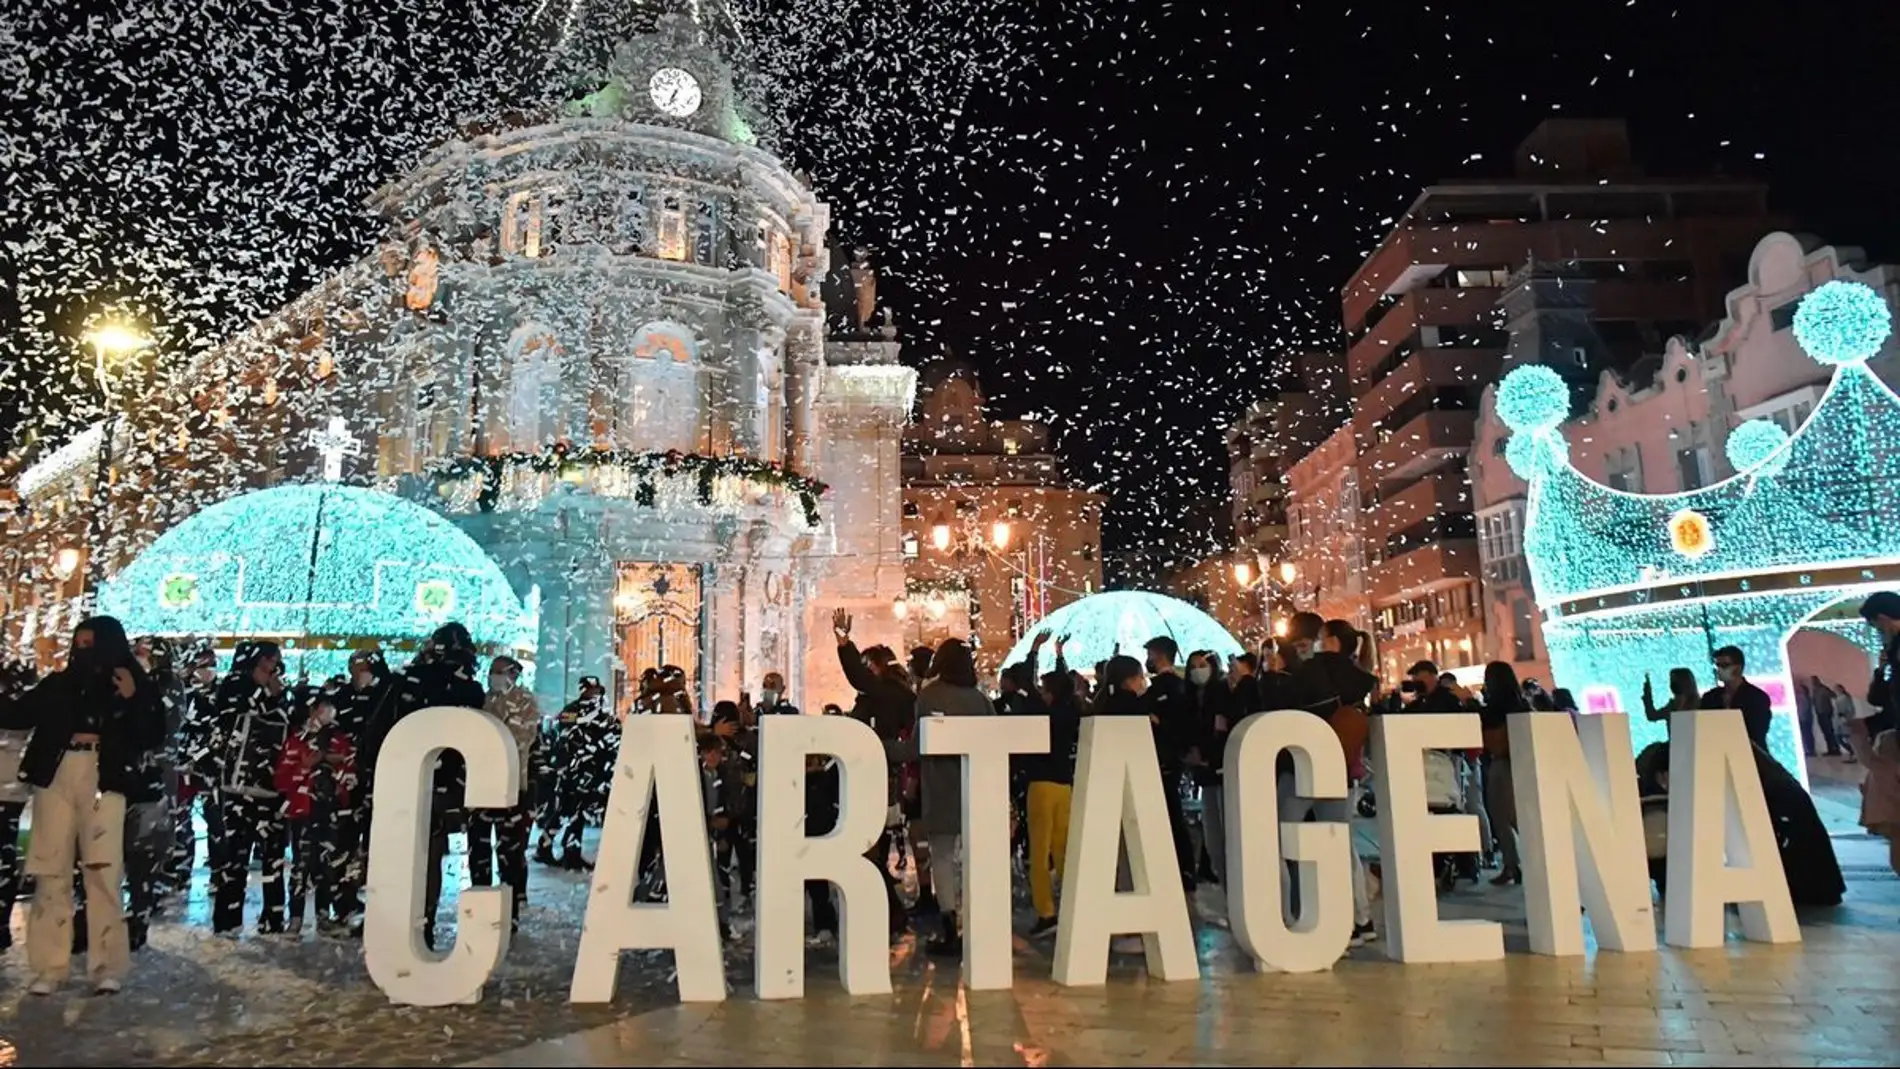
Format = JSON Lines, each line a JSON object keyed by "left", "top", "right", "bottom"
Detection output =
{"left": 1500, "top": 279, "right": 1898, "bottom": 778}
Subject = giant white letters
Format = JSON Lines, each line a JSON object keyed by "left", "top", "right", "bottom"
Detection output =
{"left": 1051, "top": 715, "right": 1198, "bottom": 986}
{"left": 365, "top": 706, "right": 519, "bottom": 1006}
{"left": 1663, "top": 709, "right": 1800, "bottom": 947}
{"left": 1508, "top": 712, "right": 1655, "bottom": 956}
{"left": 1223, "top": 710, "right": 1354, "bottom": 973}
{"left": 754, "top": 714, "right": 891, "bottom": 999}
{"left": 570, "top": 715, "right": 725, "bottom": 1003}
{"left": 1370, "top": 713, "right": 1505, "bottom": 963}
{"left": 919, "top": 714, "right": 1050, "bottom": 991}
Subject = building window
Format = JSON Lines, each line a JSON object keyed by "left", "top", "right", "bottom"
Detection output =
{"left": 1605, "top": 445, "right": 1644, "bottom": 493}
{"left": 501, "top": 190, "right": 549, "bottom": 258}
{"left": 1003, "top": 437, "right": 1019, "bottom": 455}
{"left": 621, "top": 187, "right": 647, "bottom": 253}
{"left": 1675, "top": 422, "right": 1713, "bottom": 490}
{"left": 1453, "top": 267, "right": 1512, "bottom": 288}
{"left": 656, "top": 195, "right": 688, "bottom": 261}
{"left": 902, "top": 533, "right": 919, "bottom": 559}
{"left": 766, "top": 229, "right": 794, "bottom": 292}
{"left": 1511, "top": 598, "right": 1537, "bottom": 663}
{"left": 694, "top": 201, "right": 718, "bottom": 265}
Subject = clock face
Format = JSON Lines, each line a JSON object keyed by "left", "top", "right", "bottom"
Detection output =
{"left": 649, "top": 67, "right": 702, "bottom": 118}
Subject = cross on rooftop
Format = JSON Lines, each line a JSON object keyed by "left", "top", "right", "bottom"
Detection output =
{"left": 306, "top": 416, "right": 362, "bottom": 482}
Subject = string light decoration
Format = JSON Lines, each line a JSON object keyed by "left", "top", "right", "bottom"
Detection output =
{"left": 995, "top": 590, "right": 1244, "bottom": 673}
{"left": 1507, "top": 280, "right": 1900, "bottom": 779}
{"left": 1723, "top": 418, "right": 1792, "bottom": 475}
{"left": 97, "top": 484, "right": 535, "bottom": 680}
{"left": 1793, "top": 278, "right": 1894, "bottom": 365}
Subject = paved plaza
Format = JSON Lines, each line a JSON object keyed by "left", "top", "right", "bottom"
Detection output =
{"left": 1, "top": 763, "right": 1895, "bottom": 1067}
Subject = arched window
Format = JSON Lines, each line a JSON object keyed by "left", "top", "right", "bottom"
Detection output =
{"left": 506, "top": 328, "right": 565, "bottom": 451}
{"left": 623, "top": 323, "right": 702, "bottom": 453}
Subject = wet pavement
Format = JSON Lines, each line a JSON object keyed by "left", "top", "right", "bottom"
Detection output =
{"left": 0, "top": 760, "right": 1892, "bottom": 1067}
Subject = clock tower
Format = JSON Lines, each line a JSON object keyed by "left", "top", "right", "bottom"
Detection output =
{"left": 542, "top": 0, "right": 756, "bottom": 143}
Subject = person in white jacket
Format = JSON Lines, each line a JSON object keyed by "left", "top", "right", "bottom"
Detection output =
{"left": 470, "top": 656, "right": 539, "bottom": 926}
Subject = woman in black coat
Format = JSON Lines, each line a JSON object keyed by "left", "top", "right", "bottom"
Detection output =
{"left": 4, "top": 616, "right": 163, "bottom": 997}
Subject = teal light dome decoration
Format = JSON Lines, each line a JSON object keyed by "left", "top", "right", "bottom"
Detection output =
{"left": 1725, "top": 418, "right": 1792, "bottom": 474}
{"left": 1793, "top": 279, "right": 1892, "bottom": 366}
{"left": 997, "top": 591, "right": 1246, "bottom": 674}
{"left": 1496, "top": 364, "right": 1571, "bottom": 434}
{"left": 99, "top": 484, "right": 533, "bottom": 672}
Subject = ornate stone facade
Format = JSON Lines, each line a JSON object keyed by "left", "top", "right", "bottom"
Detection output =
{"left": 0, "top": 5, "right": 914, "bottom": 714}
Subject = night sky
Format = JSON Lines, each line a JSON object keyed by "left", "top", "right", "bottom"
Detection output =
{"left": 5, "top": 0, "right": 1898, "bottom": 579}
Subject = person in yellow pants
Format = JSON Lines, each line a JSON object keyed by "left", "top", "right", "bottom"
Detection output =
{"left": 1024, "top": 643, "right": 1083, "bottom": 938}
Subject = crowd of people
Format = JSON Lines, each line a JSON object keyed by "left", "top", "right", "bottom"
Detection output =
{"left": 0, "top": 591, "right": 1895, "bottom": 998}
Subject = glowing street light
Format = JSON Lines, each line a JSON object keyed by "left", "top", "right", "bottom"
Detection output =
{"left": 52, "top": 546, "right": 82, "bottom": 582}
{"left": 76, "top": 318, "right": 156, "bottom": 602}
{"left": 1279, "top": 560, "right": 1297, "bottom": 585}
{"left": 930, "top": 523, "right": 953, "bottom": 552}
{"left": 83, "top": 322, "right": 156, "bottom": 360}
{"left": 990, "top": 520, "right": 1013, "bottom": 550}
{"left": 1232, "top": 560, "right": 1253, "bottom": 586}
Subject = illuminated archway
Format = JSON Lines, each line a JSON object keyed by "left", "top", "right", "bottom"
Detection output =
{"left": 1507, "top": 281, "right": 1899, "bottom": 781}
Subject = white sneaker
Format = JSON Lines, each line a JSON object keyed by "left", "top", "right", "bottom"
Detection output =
{"left": 93, "top": 978, "right": 122, "bottom": 996}
{"left": 27, "top": 977, "right": 58, "bottom": 997}
{"left": 805, "top": 930, "right": 837, "bottom": 949}
{"left": 1110, "top": 935, "right": 1145, "bottom": 955}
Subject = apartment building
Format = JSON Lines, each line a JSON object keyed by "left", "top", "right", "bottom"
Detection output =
{"left": 1340, "top": 118, "right": 1777, "bottom": 674}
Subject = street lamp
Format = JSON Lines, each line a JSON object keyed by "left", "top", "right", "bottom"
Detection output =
{"left": 1232, "top": 560, "right": 1253, "bottom": 586}
{"left": 990, "top": 520, "right": 1013, "bottom": 550}
{"left": 1279, "top": 560, "right": 1297, "bottom": 585}
{"left": 79, "top": 320, "right": 155, "bottom": 601}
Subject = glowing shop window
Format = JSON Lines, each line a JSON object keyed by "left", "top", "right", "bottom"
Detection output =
{"left": 501, "top": 191, "right": 546, "bottom": 259}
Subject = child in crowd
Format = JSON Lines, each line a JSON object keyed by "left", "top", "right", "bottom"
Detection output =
{"left": 276, "top": 692, "right": 356, "bottom": 935}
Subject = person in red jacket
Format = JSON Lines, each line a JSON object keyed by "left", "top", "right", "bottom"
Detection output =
{"left": 276, "top": 692, "right": 357, "bottom": 936}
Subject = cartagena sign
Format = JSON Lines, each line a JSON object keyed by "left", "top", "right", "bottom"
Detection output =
{"left": 363, "top": 709, "right": 1800, "bottom": 1006}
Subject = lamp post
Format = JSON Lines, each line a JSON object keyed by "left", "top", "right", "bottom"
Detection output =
{"left": 79, "top": 321, "right": 155, "bottom": 602}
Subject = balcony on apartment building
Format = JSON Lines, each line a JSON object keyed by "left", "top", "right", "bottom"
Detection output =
{"left": 1348, "top": 286, "right": 1506, "bottom": 383}
{"left": 1370, "top": 532, "right": 1481, "bottom": 606}
{"left": 1343, "top": 186, "right": 1769, "bottom": 328}
{"left": 1357, "top": 406, "right": 1477, "bottom": 490}
{"left": 1360, "top": 468, "right": 1472, "bottom": 545}
{"left": 902, "top": 452, "right": 1063, "bottom": 486}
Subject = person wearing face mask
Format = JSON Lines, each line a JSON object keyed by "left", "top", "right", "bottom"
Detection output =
{"left": 754, "top": 671, "right": 798, "bottom": 718}
{"left": 1184, "top": 650, "right": 1231, "bottom": 886}
{"left": 170, "top": 645, "right": 222, "bottom": 895}
{"left": 549, "top": 675, "right": 614, "bottom": 873}
{"left": 211, "top": 640, "right": 293, "bottom": 937}
{"left": 275, "top": 692, "right": 357, "bottom": 935}
{"left": 333, "top": 647, "right": 395, "bottom": 931}
{"left": 1700, "top": 645, "right": 1774, "bottom": 751}
{"left": 469, "top": 657, "right": 539, "bottom": 927}
{"left": 3, "top": 617, "right": 162, "bottom": 996}
{"left": 121, "top": 636, "right": 183, "bottom": 950}
{"left": 1140, "top": 635, "right": 1198, "bottom": 892}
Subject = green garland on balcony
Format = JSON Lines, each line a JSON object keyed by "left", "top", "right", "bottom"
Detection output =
{"left": 429, "top": 446, "right": 828, "bottom": 526}
{"left": 904, "top": 576, "right": 970, "bottom": 596}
